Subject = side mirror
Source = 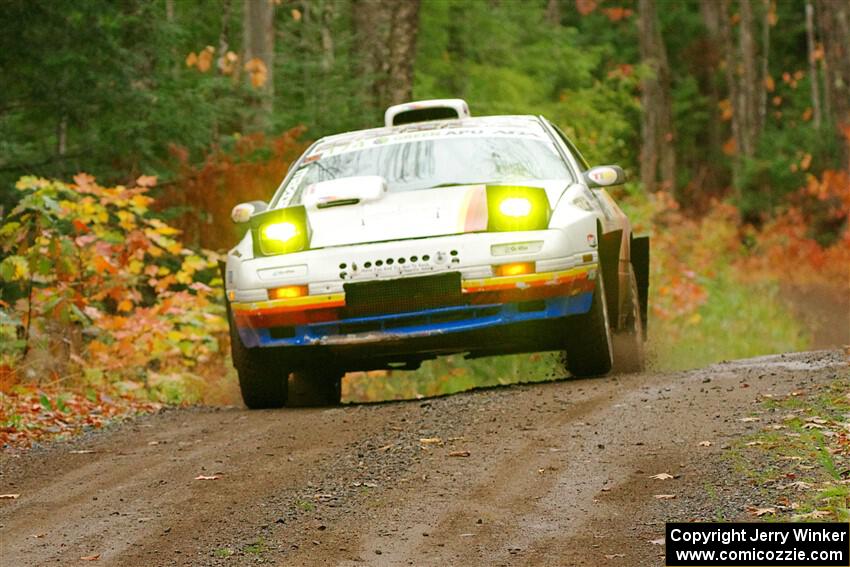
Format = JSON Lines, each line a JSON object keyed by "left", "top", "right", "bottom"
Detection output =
{"left": 583, "top": 165, "right": 626, "bottom": 188}
{"left": 231, "top": 201, "right": 268, "bottom": 224}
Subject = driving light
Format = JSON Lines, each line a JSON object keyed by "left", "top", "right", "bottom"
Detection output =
{"left": 251, "top": 205, "right": 309, "bottom": 256}
{"left": 486, "top": 186, "right": 550, "bottom": 232}
{"left": 263, "top": 222, "right": 298, "bottom": 243}
{"left": 494, "top": 262, "right": 535, "bottom": 277}
{"left": 269, "top": 285, "right": 308, "bottom": 300}
{"left": 498, "top": 197, "right": 532, "bottom": 217}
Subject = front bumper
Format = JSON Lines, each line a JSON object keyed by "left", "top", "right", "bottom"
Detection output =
{"left": 231, "top": 265, "right": 596, "bottom": 350}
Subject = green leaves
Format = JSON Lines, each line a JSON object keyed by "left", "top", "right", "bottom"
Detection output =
{"left": 0, "top": 255, "right": 29, "bottom": 282}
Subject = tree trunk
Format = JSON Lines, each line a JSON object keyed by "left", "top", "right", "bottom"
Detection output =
{"left": 815, "top": 0, "right": 850, "bottom": 166}
{"left": 638, "top": 0, "right": 675, "bottom": 193}
{"left": 805, "top": 0, "right": 823, "bottom": 130}
{"left": 546, "top": 0, "right": 561, "bottom": 26}
{"left": 320, "top": 0, "right": 335, "bottom": 74}
{"left": 696, "top": 0, "right": 727, "bottom": 199}
{"left": 353, "top": 0, "right": 420, "bottom": 120}
{"left": 387, "top": 0, "right": 420, "bottom": 105}
{"left": 738, "top": 0, "right": 760, "bottom": 158}
{"left": 243, "top": 0, "right": 275, "bottom": 130}
{"left": 758, "top": 0, "right": 771, "bottom": 132}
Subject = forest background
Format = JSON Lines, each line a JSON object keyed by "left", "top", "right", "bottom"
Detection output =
{"left": 1, "top": 0, "right": 848, "bottom": 444}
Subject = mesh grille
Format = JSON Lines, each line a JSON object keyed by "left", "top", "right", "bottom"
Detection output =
{"left": 343, "top": 272, "right": 463, "bottom": 317}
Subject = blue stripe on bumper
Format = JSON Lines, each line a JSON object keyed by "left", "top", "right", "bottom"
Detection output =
{"left": 240, "top": 292, "right": 593, "bottom": 348}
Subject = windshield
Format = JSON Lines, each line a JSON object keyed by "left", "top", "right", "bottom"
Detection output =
{"left": 274, "top": 135, "right": 572, "bottom": 206}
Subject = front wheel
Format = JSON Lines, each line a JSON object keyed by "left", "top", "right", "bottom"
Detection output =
{"left": 229, "top": 313, "right": 289, "bottom": 409}
{"left": 563, "top": 272, "right": 613, "bottom": 377}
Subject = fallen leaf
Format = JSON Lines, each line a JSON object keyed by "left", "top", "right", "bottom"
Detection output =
{"left": 792, "top": 510, "right": 830, "bottom": 520}
{"left": 698, "top": 440, "right": 712, "bottom": 447}
{"left": 649, "top": 538, "right": 665, "bottom": 546}
{"left": 747, "top": 506, "right": 776, "bottom": 517}
{"left": 449, "top": 450, "right": 471, "bottom": 457}
{"left": 605, "top": 553, "right": 626, "bottom": 559}
{"left": 0, "top": 494, "right": 20, "bottom": 499}
{"left": 194, "top": 475, "right": 220, "bottom": 481}
{"left": 419, "top": 437, "right": 442, "bottom": 445}
{"left": 147, "top": 441, "right": 160, "bottom": 446}
{"left": 654, "top": 494, "right": 676, "bottom": 499}
{"left": 650, "top": 473, "right": 673, "bottom": 480}
{"left": 80, "top": 555, "right": 101, "bottom": 561}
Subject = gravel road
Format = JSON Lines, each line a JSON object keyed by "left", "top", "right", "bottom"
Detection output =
{"left": 1, "top": 350, "right": 847, "bottom": 567}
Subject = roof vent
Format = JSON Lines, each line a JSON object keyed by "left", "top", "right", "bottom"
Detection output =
{"left": 384, "top": 99, "right": 470, "bottom": 127}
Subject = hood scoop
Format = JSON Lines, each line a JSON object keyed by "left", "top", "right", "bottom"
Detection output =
{"left": 302, "top": 176, "right": 387, "bottom": 210}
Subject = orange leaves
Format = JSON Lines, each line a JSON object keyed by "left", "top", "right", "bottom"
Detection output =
{"left": 135, "top": 175, "right": 157, "bottom": 188}
{"left": 186, "top": 46, "right": 215, "bottom": 72}
{"left": 764, "top": 75, "right": 775, "bottom": 92}
{"left": 218, "top": 51, "right": 239, "bottom": 76}
{"left": 0, "top": 385, "right": 162, "bottom": 449}
{"left": 601, "top": 7, "right": 632, "bottom": 21}
{"left": 163, "top": 128, "right": 307, "bottom": 250}
{"left": 92, "top": 255, "right": 117, "bottom": 275}
{"left": 574, "top": 0, "right": 631, "bottom": 21}
{"left": 575, "top": 0, "right": 597, "bottom": 16}
{"left": 244, "top": 57, "right": 268, "bottom": 88}
{"left": 718, "top": 99, "right": 733, "bottom": 122}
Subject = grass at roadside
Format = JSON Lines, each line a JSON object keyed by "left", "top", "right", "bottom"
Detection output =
{"left": 729, "top": 375, "right": 850, "bottom": 521}
{"left": 647, "top": 270, "right": 810, "bottom": 371}
{"left": 343, "top": 352, "right": 562, "bottom": 403}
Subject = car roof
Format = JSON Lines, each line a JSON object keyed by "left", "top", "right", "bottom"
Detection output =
{"left": 307, "top": 115, "right": 549, "bottom": 157}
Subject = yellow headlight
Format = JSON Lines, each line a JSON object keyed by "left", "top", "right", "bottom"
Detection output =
{"left": 262, "top": 222, "right": 298, "bottom": 242}
{"left": 498, "top": 197, "right": 533, "bottom": 218}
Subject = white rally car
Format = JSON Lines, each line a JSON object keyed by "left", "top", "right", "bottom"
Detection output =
{"left": 224, "top": 99, "right": 649, "bottom": 408}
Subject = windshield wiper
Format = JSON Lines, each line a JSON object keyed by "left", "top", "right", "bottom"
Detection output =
{"left": 426, "top": 181, "right": 494, "bottom": 189}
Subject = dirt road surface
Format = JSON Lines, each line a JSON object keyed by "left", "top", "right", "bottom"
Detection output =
{"left": 2, "top": 350, "right": 847, "bottom": 566}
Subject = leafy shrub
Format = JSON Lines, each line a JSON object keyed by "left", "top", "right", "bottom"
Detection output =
{"left": 0, "top": 174, "right": 226, "bottom": 401}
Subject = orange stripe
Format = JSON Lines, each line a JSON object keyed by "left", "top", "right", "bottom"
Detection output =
{"left": 462, "top": 265, "right": 595, "bottom": 293}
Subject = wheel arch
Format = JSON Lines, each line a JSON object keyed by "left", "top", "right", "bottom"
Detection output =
{"left": 630, "top": 234, "right": 650, "bottom": 336}
{"left": 597, "top": 221, "right": 622, "bottom": 329}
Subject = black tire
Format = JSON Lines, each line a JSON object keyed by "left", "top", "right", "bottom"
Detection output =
{"left": 288, "top": 368, "right": 343, "bottom": 407}
{"left": 228, "top": 312, "right": 288, "bottom": 409}
{"left": 564, "top": 271, "right": 614, "bottom": 377}
{"left": 612, "top": 266, "right": 646, "bottom": 374}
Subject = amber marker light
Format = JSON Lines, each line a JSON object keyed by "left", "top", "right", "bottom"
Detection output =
{"left": 494, "top": 262, "right": 535, "bottom": 277}
{"left": 269, "top": 285, "right": 308, "bottom": 300}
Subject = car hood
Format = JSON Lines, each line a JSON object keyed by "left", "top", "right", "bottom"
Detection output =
{"left": 305, "top": 182, "right": 565, "bottom": 248}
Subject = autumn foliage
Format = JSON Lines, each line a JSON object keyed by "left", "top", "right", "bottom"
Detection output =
{"left": 161, "top": 127, "right": 308, "bottom": 250}
{"left": 0, "top": 175, "right": 226, "bottom": 403}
